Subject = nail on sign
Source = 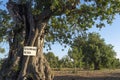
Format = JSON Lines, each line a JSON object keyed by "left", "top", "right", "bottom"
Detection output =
{"left": 23, "top": 46, "right": 37, "bottom": 56}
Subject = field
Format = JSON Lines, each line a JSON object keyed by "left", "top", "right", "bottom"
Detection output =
{"left": 53, "top": 69, "right": 120, "bottom": 80}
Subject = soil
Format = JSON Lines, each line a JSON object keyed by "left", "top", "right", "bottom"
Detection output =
{"left": 53, "top": 69, "right": 120, "bottom": 80}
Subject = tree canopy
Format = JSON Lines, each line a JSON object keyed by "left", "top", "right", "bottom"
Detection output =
{"left": 68, "top": 32, "right": 119, "bottom": 70}
{"left": 0, "top": 0, "right": 120, "bottom": 50}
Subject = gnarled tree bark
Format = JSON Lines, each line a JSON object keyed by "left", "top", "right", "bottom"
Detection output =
{"left": 0, "top": 1, "right": 53, "bottom": 80}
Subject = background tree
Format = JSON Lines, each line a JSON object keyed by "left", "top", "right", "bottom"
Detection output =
{"left": 68, "top": 47, "right": 83, "bottom": 69}
{"left": 86, "top": 33, "right": 105, "bottom": 70}
{"left": 59, "top": 55, "right": 73, "bottom": 68}
{"left": 100, "top": 44, "right": 117, "bottom": 68}
{"left": 44, "top": 52, "right": 59, "bottom": 68}
{"left": 0, "top": 0, "right": 120, "bottom": 80}
{"left": 112, "top": 58, "right": 120, "bottom": 69}
{"left": 70, "top": 32, "right": 118, "bottom": 70}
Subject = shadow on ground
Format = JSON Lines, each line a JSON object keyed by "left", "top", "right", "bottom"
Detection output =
{"left": 109, "top": 72, "right": 120, "bottom": 77}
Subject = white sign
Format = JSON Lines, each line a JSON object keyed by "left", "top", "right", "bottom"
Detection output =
{"left": 23, "top": 46, "right": 37, "bottom": 56}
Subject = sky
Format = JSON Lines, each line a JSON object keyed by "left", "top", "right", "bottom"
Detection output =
{"left": 0, "top": 0, "right": 120, "bottom": 59}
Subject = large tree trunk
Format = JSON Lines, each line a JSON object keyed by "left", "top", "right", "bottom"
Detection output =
{"left": 0, "top": 1, "right": 53, "bottom": 80}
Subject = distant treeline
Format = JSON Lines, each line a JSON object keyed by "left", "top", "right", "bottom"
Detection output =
{"left": 44, "top": 33, "right": 120, "bottom": 70}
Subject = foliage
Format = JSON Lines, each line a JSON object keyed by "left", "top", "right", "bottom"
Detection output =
{"left": 44, "top": 52, "right": 59, "bottom": 68}
{"left": 68, "top": 47, "right": 83, "bottom": 68}
{"left": 59, "top": 55, "right": 73, "bottom": 68}
{"left": 68, "top": 32, "right": 120, "bottom": 70}
{"left": 45, "top": 33, "right": 120, "bottom": 70}
{"left": 0, "top": 0, "right": 120, "bottom": 50}
{"left": 0, "top": 59, "right": 4, "bottom": 70}
{"left": 0, "top": 48, "right": 5, "bottom": 53}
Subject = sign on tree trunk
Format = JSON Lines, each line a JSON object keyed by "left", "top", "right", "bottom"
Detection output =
{"left": 23, "top": 46, "right": 37, "bottom": 56}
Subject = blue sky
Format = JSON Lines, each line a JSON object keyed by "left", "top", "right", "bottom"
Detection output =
{"left": 0, "top": 0, "right": 120, "bottom": 59}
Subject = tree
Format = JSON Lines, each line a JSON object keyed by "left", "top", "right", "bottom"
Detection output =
{"left": 0, "top": 0, "right": 120, "bottom": 80}
{"left": 70, "top": 32, "right": 117, "bottom": 70}
{"left": 44, "top": 52, "right": 59, "bottom": 68}
{"left": 86, "top": 33, "right": 104, "bottom": 70}
{"left": 68, "top": 47, "right": 83, "bottom": 68}
{"left": 112, "top": 59, "right": 120, "bottom": 69}
{"left": 59, "top": 55, "right": 73, "bottom": 68}
{"left": 100, "top": 44, "right": 117, "bottom": 68}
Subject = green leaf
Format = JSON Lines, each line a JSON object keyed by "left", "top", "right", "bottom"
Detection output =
{"left": 0, "top": 48, "right": 5, "bottom": 53}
